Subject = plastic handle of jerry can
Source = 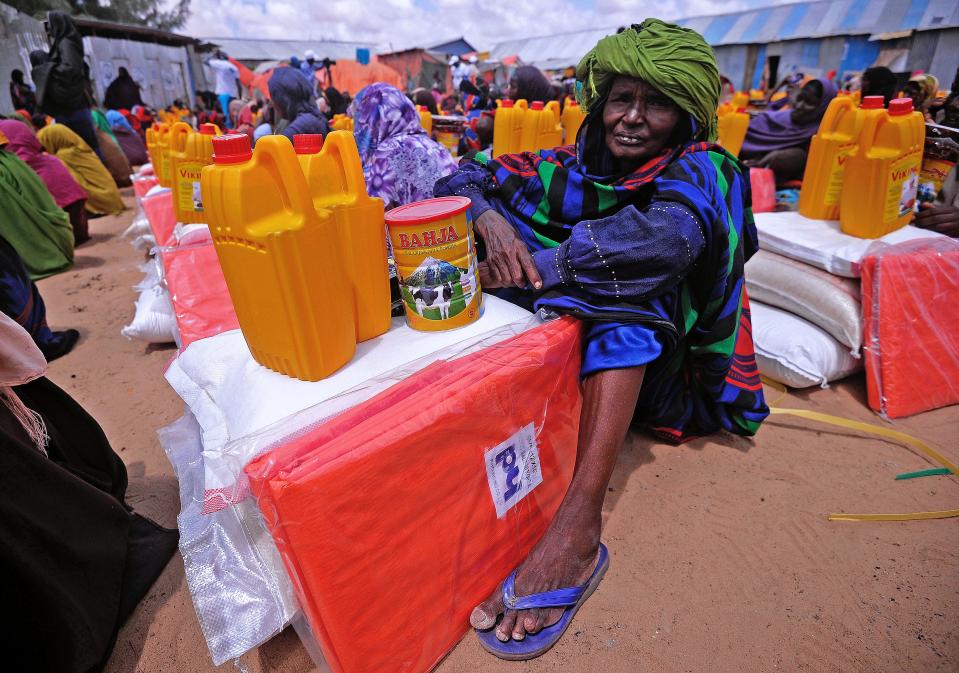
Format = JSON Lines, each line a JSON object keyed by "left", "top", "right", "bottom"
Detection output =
{"left": 317, "top": 130, "right": 368, "bottom": 200}
{"left": 170, "top": 121, "right": 192, "bottom": 152}
{"left": 253, "top": 135, "right": 319, "bottom": 220}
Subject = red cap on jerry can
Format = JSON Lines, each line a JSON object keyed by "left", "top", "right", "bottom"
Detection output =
{"left": 212, "top": 134, "right": 252, "bottom": 164}
{"left": 293, "top": 134, "right": 324, "bottom": 154}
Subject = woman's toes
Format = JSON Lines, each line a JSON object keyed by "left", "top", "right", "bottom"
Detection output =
{"left": 528, "top": 610, "right": 547, "bottom": 635}
{"left": 497, "top": 610, "right": 517, "bottom": 642}
{"left": 522, "top": 609, "right": 540, "bottom": 634}
{"left": 511, "top": 613, "right": 528, "bottom": 641}
{"left": 470, "top": 587, "right": 504, "bottom": 630}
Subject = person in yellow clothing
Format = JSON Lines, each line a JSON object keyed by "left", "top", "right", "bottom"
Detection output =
{"left": 37, "top": 123, "right": 124, "bottom": 215}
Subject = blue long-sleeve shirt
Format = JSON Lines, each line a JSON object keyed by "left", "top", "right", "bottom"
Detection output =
{"left": 435, "top": 161, "right": 705, "bottom": 303}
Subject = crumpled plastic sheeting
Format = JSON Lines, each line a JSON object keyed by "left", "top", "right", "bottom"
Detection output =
{"left": 158, "top": 412, "right": 299, "bottom": 666}
{"left": 862, "top": 237, "right": 959, "bottom": 418}
{"left": 245, "top": 317, "right": 583, "bottom": 673}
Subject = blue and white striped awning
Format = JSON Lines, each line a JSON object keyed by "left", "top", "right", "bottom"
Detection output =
{"left": 489, "top": 0, "right": 959, "bottom": 69}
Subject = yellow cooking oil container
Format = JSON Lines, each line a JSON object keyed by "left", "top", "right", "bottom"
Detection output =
{"left": 145, "top": 123, "right": 162, "bottom": 167}
{"left": 716, "top": 107, "right": 749, "bottom": 158}
{"left": 171, "top": 122, "right": 221, "bottom": 223}
{"left": 385, "top": 196, "right": 483, "bottom": 332}
{"left": 492, "top": 99, "right": 528, "bottom": 157}
{"left": 561, "top": 99, "right": 586, "bottom": 145}
{"left": 293, "top": 131, "right": 391, "bottom": 342}
{"left": 331, "top": 114, "right": 354, "bottom": 132}
{"left": 840, "top": 98, "right": 926, "bottom": 238}
{"left": 798, "top": 96, "right": 883, "bottom": 220}
{"left": 417, "top": 105, "right": 433, "bottom": 136}
{"left": 155, "top": 123, "right": 174, "bottom": 188}
{"left": 201, "top": 133, "right": 356, "bottom": 381}
{"left": 519, "top": 100, "right": 562, "bottom": 154}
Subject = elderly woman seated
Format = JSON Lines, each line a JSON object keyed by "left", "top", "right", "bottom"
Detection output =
{"left": 435, "top": 19, "right": 767, "bottom": 661}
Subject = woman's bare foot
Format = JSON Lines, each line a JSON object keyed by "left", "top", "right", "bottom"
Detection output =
{"left": 470, "top": 507, "right": 601, "bottom": 642}
{"left": 471, "top": 366, "right": 647, "bottom": 646}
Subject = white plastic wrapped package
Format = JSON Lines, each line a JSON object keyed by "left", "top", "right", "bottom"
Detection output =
{"left": 751, "top": 301, "right": 861, "bottom": 388}
{"left": 158, "top": 412, "right": 299, "bottom": 665}
{"left": 745, "top": 249, "right": 862, "bottom": 354}
{"left": 121, "top": 260, "right": 177, "bottom": 344}
{"left": 754, "top": 211, "right": 946, "bottom": 277}
{"left": 122, "top": 208, "right": 151, "bottom": 241}
{"left": 173, "top": 222, "right": 212, "bottom": 246}
{"left": 163, "top": 295, "right": 534, "bottom": 514}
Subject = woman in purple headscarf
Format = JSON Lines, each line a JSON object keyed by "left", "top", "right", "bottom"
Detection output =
{"left": 740, "top": 78, "right": 837, "bottom": 182}
{"left": 349, "top": 82, "right": 456, "bottom": 210}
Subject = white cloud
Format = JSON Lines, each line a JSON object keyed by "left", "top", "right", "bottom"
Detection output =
{"left": 181, "top": 0, "right": 795, "bottom": 52}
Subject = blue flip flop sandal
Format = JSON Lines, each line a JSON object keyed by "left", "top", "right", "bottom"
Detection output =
{"left": 476, "top": 543, "right": 609, "bottom": 661}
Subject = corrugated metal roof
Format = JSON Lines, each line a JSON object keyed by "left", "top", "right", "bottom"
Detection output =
{"left": 201, "top": 36, "right": 377, "bottom": 63}
{"left": 490, "top": 0, "right": 959, "bottom": 68}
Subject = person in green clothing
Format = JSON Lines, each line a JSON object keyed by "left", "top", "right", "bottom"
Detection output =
{"left": 0, "top": 136, "right": 73, "bottom": 279}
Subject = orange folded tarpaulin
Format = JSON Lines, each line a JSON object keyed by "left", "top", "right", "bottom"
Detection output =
{"left": 246, "top": 317, "right": 583, "bottom": 673}
{"left": 132, "top": 175, "right": 158, "bottom": 198}
{"left": 159, "top": 241, "right": 239, "bottom": 349}
{"left": 862, "top": 238, "right": 959, "bottom": 418}
{"left": 141, "top": 190, "right": 176, "bottom": 247}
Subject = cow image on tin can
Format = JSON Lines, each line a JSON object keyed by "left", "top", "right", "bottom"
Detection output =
{"left": 384, "top": 196, "right": 483, "bottom": 331}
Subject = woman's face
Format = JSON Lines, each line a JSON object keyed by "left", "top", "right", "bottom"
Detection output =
{"left": 602, "top": 76, "right": 681, "bottom": 170}
{"left": 902, "top": 82, "right": 923, "bottom": 110}
{"left": 790, "top": 81, "right": 823, "bottom": 125}
{"left": 507, "top": 76, "right": 519, "bottom": 100}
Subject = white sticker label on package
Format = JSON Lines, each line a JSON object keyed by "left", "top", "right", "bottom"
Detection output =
{"left": 484, "top": 423, "right": 543, "bottom": 519}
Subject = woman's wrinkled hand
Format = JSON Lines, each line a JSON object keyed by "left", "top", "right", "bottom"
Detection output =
{"left": 475, "top": 210, "right": 543, "bottom": 290}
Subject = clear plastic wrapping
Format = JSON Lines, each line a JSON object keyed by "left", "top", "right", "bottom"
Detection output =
{"left": 242, "top": 317, "right": 583, "bottom": 673}
{"left": 158, "top": 240, "right": 239, "bottom": 350}
{"left": 158, "top": 412, "right": 299, "bottom": 665}
{"left": 862, "top": 237, "right": 959, "bottom": 418}
{"left": 141, "top": 188, "right": 177, "bottom": 247}
{"left": 162, "top": 295, "right": 534, "bottom": 516}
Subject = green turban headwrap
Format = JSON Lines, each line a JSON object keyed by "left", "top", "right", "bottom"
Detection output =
{"left": 576, "top": 19, "right": 721, "bottom": 141}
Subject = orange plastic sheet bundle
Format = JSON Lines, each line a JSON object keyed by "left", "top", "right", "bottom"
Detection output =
{"left": 141, "top": 189, "right": 176, "bottom": 247}
{"left": 159, "top": 241, "right": 239, "bottom": 349}
{"left": 245, "top": 317, "right": 583, "bottom": 673}
{"left": 132, "top": 174, "right": 159, "bottom": 198}
{"left": 862, "top": 237, "right": 959, "bottom": 418}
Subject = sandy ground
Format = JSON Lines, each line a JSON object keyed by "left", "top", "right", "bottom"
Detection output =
{"left": 36, "top": 193, "right": 959, "bottom": 673}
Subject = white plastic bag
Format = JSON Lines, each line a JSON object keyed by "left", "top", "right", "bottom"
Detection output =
{"left": 121, "top": 284, "right": 176, "bottom": 343}
{"left": 750, "top": 301, "right": 861, "bottom": 388}
{"left": 745, "top": 250, "right": 862, "bottom": 354}
{"left": 158, "top": 412, "right": 298, "bottom": 665}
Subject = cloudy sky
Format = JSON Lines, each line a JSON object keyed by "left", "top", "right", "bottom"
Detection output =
{"left": 181, "top": 0, "right": 796, "bottom": 51}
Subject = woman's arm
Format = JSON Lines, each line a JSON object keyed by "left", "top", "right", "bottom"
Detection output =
{"left": 531, "top": 202, "right": 705, "bottom": 302}
{"left": 433, "top": 159, "right": 497, "bottom": 219}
